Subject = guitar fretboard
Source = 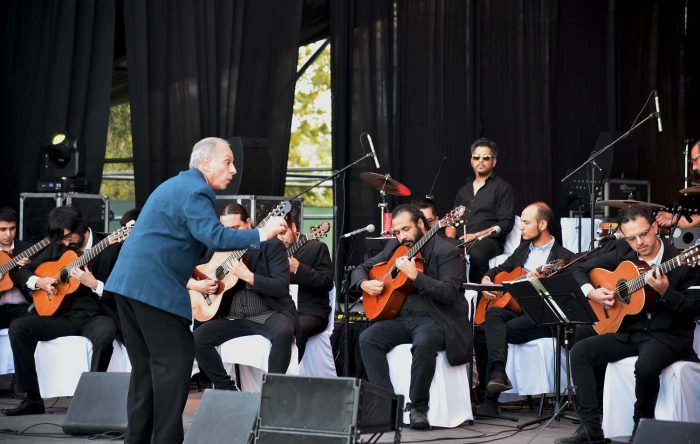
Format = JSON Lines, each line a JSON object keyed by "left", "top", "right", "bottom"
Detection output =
{"left": 287, "top": 234, "right": 308, "bottom": 258}
{"left": 0, "top": 237, "right": 52, "bottom": 275}
{"left": 623, "top": 254, "right": 688, "bottom": 294}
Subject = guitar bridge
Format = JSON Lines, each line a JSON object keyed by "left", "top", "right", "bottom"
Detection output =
{"left": 201, "top": 293, "right": 212, "bottom": 306}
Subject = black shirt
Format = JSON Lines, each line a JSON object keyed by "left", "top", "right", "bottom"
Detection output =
{"left": 453, "top": 174, "right": 515, "bottom": 241}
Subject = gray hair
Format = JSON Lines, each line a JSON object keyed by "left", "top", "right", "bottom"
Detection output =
{"left": 189, "top": 137, "right": 230, "bottom": 168}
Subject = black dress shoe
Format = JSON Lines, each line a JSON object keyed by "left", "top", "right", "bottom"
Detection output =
{"left": 213, "top": 380, "right": 240, "bottom": 391}
{"left": 2, "top": 397, "right": 45, "bottom": 416}
{"left": 554, "top": 424, "right": 605, "bottom": 444}
{"left": 409, "top": 409, "right": 430, "bottom": 430}
{"left": 486, "top": 370, "right": 512, "bottom": 394}
{"left": 477, "top": 398, "right": 500, "bottom": 416}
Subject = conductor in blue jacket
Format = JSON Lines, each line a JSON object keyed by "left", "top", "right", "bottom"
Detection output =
{"left": 105, "top": 137, "right": 286, "bottom": 444}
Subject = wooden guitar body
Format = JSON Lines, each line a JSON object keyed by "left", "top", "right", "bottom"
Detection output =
{"left": 0, "top": 251, "right": 13, "bottom": 292}
{"left": 474, "top": 266, "right": 524, "bottom": 325}
{"left": 189, "top": 250, "right": 241, "bottom": 322}
{"left": 32, "top": 250, "right": 82, "bottom": 316}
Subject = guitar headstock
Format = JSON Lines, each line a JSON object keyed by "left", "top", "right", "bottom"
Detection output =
{"left": 307, "top": 221, "right": 331, "bottom": 241}
{"left": 438, "top": 205, "right": 467, "bottom": 229}
{"left": 680, "top": 241, "right": 700, "bottom": 267}
{"left": 258, "top": 201, "right": 292, "bottom": 228}
{"left": 108, "top": 220, "right": 134, "bottom": 245}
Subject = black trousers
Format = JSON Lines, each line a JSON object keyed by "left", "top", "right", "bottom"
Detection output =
{"left": 0, "top": 303, "right": 30, "bottom": 329}
{"left": 115, "top": 295, "right": 194, "bottom": 444}
{"left": 359, "top": 315, "right": 445, "bottom": 412}
{"left": 571, "top": 331, "right": 683, "bottom": 429}
{"left": 9, "top": 310, "right": 116, "bottom": 399}
{"left": 467, "top": 238, "right": 503, "bottom": 283}
{"left": 194, "top": 312, "right": 295, "bottom": 388}
{"left": 296, "top": 313, "right": 326, "bottom": 360}
{"left": 483, "top": 307, "right": 553, "bottom": 396}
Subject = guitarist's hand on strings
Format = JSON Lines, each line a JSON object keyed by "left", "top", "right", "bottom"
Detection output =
{"left": 71, "top": 266, "right": 99, "bottom": 290}
{"left": 645, "top": 266, "right": 669, "bottom": 295}
{"left": 187, "top": 278, "right": 219, "bottom": 295}
{"left": 480, "top": 276, "right": 501, "bottom": 300}
{"left": 230, "top": 258, "right": 254, "bottom": 286}
{"left": 395, "top": 256, "right": 419, "bottom": 280}
{"left": 587, "top": 287, "right": 615, "bottom": 308}
{"left": 360, "top": 280, "right": 384, "bottom": 296}
{"left": 36, "top": 276, "right": 58, "bottom": 296}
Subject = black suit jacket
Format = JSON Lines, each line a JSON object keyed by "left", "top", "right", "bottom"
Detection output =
{"left": 291, "top": 239, "right": 334, "bottom": 319}
{"left": 571, "top": 239, "right": 700, "bottom": 359}
{"left": 484, "top": 239, "right": 575, "bottom": 280}
{"left": 351, "top": 235, "right": 471, "bottom": 366}
{"left": 16, "top": 231, "right": 122, "bottom": 320}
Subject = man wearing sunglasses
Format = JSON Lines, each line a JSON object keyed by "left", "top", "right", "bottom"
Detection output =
{"left": 446, "top": 138, "right": 515, "bottom": 283}
{"left": 556, "top": 205, "right": 700, "bottom": 444}
{"left": 655, "top": 140, "right": 700, "bottom": 228}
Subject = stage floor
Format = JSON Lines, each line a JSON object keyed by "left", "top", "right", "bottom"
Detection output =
{"left": 0, "top": 376, "right": 630, "bottom": 443}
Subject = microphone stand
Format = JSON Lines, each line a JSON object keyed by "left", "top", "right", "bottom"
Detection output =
{"left": 561, "top": 111, "right": 658, "bottom": 250}
{"left": 426, "top": 156, "right": 447, "bottom": 200}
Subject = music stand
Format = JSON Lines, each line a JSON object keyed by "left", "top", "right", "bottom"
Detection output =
{"left": 502, "top": 273, "right": 597, "bottom": 429}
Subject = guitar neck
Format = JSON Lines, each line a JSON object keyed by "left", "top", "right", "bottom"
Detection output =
{"left": 627, "top": 255, "right": 685, "bottom": 293}
{"left": 69, "top": 236, "right": 114, "bottom": 270}
{"left": 404, "top": 223, "right": 441, "bottom": 259}
{"left": 222, "top": 249, "right": 248, "bottom": 268}
{"left": 287, "top": 235, "right": 308, "bottom": 258}
{"left": 0, "top": 237, "right": 52, "bottom": 275}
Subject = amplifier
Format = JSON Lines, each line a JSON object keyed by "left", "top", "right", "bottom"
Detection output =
{"left": 215, "top": 195, "right": 303, "bottom": 227}
{"left": 19, "top": 192, "right": 109, "bottom": 242}
{"left": 603, "top": 179, "right": 651, "bottom": 217}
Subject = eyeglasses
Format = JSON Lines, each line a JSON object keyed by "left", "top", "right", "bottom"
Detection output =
{"left": 622, "top": 226, "right": 653, "bottom": 242}
{"left": 471, "top": 155, "right": 494, "bottom": 161}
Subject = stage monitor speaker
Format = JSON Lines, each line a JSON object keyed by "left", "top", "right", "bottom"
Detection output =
{"left": 672, "top": 227, "right": 700, "bottom": 250}
{"left": 19, "top": 192, "right": 63, "bottom": 242}
{"left": 255, "top": 374, "right": 403, "bottom": 443}
{"left": 65, "top": 193, "right": 110, "bottom": 234}
{"left": 62, "top": 372, "right": 129, "bottom": 435}
{"left": 228, "top": 137, "right": 275, "bottom": 195}
{"left": 633, "top": 418, "right": 700, "bottom": 444}
{"left": 183, "top": 389, "right": 261, "bottom": 444}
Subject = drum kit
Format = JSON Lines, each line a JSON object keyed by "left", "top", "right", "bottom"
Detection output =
{"left": 358, "top": 172, "right": 412, "bottom": 236}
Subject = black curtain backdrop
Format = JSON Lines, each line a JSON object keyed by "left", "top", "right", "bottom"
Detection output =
{"left": 0, "top": 0, "right": 116, "bottom": 210}
{"left": 124, "top": 0, "right": 303, "bottom": 206}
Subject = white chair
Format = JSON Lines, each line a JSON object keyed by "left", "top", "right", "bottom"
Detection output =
{"left": 34, "top": 336, "right": 131, "bottom": 398}
{"left": 299, "top": 287, "right": 337, "bottom": 377}
{"left": 488, "top": 216, "right": 522, "bottom": 269}
{"left": 0, "top": 329, "right": 13, "bottom": 374}
{"left": 602, "top": 323, "right": 700, "bottom": 440}
{"left": 498, "top": 337, "right": 566, "bottom": 404}
{"left": 217, "top": 285, "right": 300, "bottom": 392}
{"left": 385, "top": 291, "right": 474, "bottom": 428}
{"left": 560, "top": 217, "right": 602, "bottom": 254}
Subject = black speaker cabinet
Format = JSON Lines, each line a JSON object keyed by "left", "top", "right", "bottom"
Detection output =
{"left": 184, "top": 389, "right": 261, "bottom": 444}
{"left": 633, "top": 418, "right": 700, "bottom": 444}
{"left": 65, "top": 193, "right": 110, "bottom": 234}
{"left": 672, "top": 227, "right": 700, "bottom": 250}
{"left": 228, "top": 137, "right": 275, "bottom": 195}
{"left": 62, "top": 372, "right": 129, "bottom": 435}
{"left": 255, "top": 374, "right": 403, "bottom": 443}
{"left": 19, "top": 192, "right": 109, "bottom": 242}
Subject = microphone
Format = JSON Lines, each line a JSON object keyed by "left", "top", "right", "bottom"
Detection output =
{"left": 367, "top": 134, "right": 380, "bottom": 169}
{"left": 654, "top": 91, "right": 663, "bottom": 132}
{"left": 475, "top": 226, "right": 502, "bottom": 242}
{"left": 340, "top": 224, "right": 375, "bottom": 239}
{"left": 596, "top": 232, "right": 623, "bottom": 243}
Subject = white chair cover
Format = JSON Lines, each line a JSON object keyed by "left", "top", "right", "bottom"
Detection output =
{"left": 299, "top": 287, "right": 337, "bottom": 377}
{"left": 500, "top": 337, "right": 566, "bottom": 400}
{"left": 488, "top": 216, "right": 522, "bottom": 269}
{"left": 602, "top": 357, "right": 700, "bottom": 438}
{"left": 560, "top": 217, "right": 602, "bottom": 254}
{"left": 106, "top": 340, "right": 132, "bottom": 372}
{"left": 0, "top": 328, "right": 14, "bottom": 374}
{"left": 387, "top": 344, "right": 472, "bottom": 427}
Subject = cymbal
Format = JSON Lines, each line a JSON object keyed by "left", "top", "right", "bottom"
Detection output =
{"left": 679, "top": 186, "right": 700, "bottom": 195}
{"left": 359, "top": 172, "right": 412, "bottom": 197}
{"left": 595, "top": 199, "right": 664, "bottom": 209}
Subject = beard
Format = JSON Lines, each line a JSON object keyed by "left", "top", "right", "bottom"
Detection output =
{"left": 66, "top": 233, "right": 85, "bottom": 251}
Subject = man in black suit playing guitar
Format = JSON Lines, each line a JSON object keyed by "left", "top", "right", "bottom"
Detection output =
{"left": 4, "top": 207, "right": 121, "bottom": 416}
{"left": 0, "top": 207, "right": 33, "bottom": 329}
{"left": 352, "top": 203, "right": 470, "bottom": 430}
{"left": 556, "top": 205, "right": 700, "bottom": 444}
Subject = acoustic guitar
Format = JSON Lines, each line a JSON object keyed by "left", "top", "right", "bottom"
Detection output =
{"left": 287, "top": 221, "right": 331, "bottom": 258}
{"left": 0, "top": 237, "right": 52, "bottom": 292}
{"left": 588, "top": 243, "right": 700, "bottom": 335}
{"left": 190, "top": 201, "right": 291, "bottom": 322}
{"left": 32, "top": 222, "right": 134, "bottom": 316}
{"left": 473, "top": 260, "right": 564, "bottom": 325}
{"left": 362, "top": 206, "right": 466, "bottom": 321}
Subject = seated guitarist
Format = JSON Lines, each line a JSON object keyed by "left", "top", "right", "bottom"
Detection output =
{"left": 276, "top": 209, "right": 333, "bottom": 360}
{"left": 0, "top": 207, "right": 33, "bottom": 329}
{"left": 556, "top": 205, "right": 700, "bottom": 444}
{"left": 193, "top": 203, "right": 296, "bottom": 390}
{"left": 477, "top": 202, "right": 574, "bottom": 415}
{"left": 352, "top": 203, "right": 469, "bottom": 430}
{"left": 4, "top": 207, "right": 120, "bottom": 416}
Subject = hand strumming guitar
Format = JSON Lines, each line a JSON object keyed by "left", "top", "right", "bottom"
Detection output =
{"left": 480, "top": 275, "right": 501, "bottom": 301}
{"left": 360, "top": 280, "right": 384, "bottom": 296}
{"left": 587, "top": 287, "right": 615, "bottom": 308}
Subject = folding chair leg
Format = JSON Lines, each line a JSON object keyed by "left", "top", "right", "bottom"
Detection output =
{"left": 538, "top": 394, "right": 547, "bottom": 418}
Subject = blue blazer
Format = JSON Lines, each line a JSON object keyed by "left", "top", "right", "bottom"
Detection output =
{"left": 105, "top": 168, "right": 261, "bottom": 321}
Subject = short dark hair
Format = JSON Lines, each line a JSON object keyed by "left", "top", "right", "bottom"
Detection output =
{"left": 47, "top": 206, "right": 89, "bottom": 241}
{"left": 411, "top": 198, "right": 437, "bottom": 213}
{"left": 530, "top": 202, "right": 553, "bottom": 226}
{"left": 220, "top": 203, "right": 250, "bottom": 222}
{"left": 0, "top": 207, "right": 18, "bottom": 224}
{"left": 392, "top": 203, "right": 429, "bottom": 229}
{"left": 120, "top": 208, "right": 141, "bottom": 226}
{"left": 470, "top": 137, "right": 498, "bottom": 157}
{"left": 617, "top": 205, "right": 654, "bottom": 227}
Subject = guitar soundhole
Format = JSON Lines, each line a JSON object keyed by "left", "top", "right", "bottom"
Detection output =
{"left": 616, "top": 280, "right": 630, "bottom": 304}
{"left": 59, "top": 269, "right": 70, "bottom": 284}
{"left": 390, "top": 266, "right": 399, "bottom": 279}
{"left": 215, "top": 267, "right": 226, "bottom": 280}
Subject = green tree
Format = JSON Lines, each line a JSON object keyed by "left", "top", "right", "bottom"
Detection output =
{"left": 100, "top": 102, "right": 135, "bottom": 201}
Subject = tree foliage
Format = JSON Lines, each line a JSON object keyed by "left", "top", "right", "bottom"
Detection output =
{"left": 100, "top": 102, "right": 135, "bottom": 201}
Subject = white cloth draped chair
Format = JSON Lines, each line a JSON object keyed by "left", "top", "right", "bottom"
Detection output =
{"left": 0, "top": 329, "right": 13, "bottom": 374}
{"left": 560, "top": 217, "right": 602, "bottom": 254}
{"left": 34, "top": 336, "right": 131, "bottom": 398}
{"left": 298, "top": 287, "right": 337, "bottom": 377}
{"left": 487, "top": 216, "right": 522, "bottom": 269}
